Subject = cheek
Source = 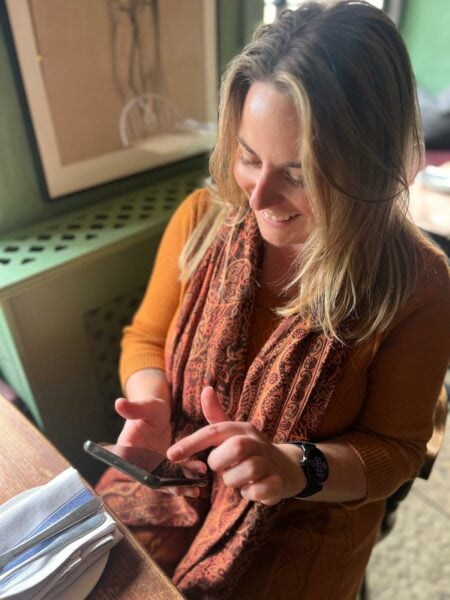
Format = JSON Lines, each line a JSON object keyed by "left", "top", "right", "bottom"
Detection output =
{"left": 295, "top": 191, "right": 314, "bottom": 220}
{"left": 233, "top": 160, "right": 253, "bottom": 194}
{"left": 303, "top": 197, "right": 314, "bottom": 220}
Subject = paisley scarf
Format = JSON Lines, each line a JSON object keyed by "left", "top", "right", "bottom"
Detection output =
{"left": 163, "top": 208, "right": 348, "bottom": 598}
{"left": 96, "top": 204, "right": 348, "bottom": 598}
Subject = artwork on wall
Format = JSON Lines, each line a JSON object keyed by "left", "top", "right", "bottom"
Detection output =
{"left": 5, "top": 0, "right": 217, "bottom": 199}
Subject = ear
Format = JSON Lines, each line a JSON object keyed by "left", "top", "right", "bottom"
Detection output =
{"left": 201, "top": 386, "right": 230, "bottom": 424}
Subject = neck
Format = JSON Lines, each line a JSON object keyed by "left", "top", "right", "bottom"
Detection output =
{"left": 260, "top": 242, "right": 302, "bottom": 294}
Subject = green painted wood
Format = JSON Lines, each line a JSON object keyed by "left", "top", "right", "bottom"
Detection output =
{"left": 0, "top": 304, "right": 43, "bottom": 428}
{"left": 218, "top": 0, "right": 264, "bottom": 74}
{"left": 243, "top": 0, "right": 264, "bottom": 45}
{"left": 0, "top": 170, "right": 205, "bottom": 292}
{"left": 401, "top": 0, "right": 450, "bottom": 94}
{"left": 0, "top": 169, "right": 206, "bottom": 476}
{"left": 0, "top": 16, "right": 43, "bottom": 235}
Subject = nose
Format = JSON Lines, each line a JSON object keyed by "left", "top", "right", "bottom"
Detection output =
{"left": 248, "top": 169, "right": 283, "bottom": 211}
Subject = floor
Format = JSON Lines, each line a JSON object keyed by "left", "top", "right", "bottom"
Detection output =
{"left": 364, "top": 414, "right": 450, "bottom": 599}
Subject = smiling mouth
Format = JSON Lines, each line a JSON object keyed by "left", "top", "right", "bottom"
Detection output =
{"left": 262, "top": 210, "right": 300, "bottom": 223}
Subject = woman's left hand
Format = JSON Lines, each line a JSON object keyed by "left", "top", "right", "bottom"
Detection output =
{"left": 167, "top": 387, "right": 305, "bottom": 505}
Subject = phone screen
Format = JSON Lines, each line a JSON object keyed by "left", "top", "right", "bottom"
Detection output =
{"left": 84, "top": 441, "right": 207, "bottom": 489}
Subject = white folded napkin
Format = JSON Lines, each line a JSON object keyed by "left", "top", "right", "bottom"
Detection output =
{"left": 0, "top": 468, "right": 122, "bottom": 600}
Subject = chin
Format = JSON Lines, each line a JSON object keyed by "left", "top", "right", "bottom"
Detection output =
{"left": 257, "top": 223, "right": 309, "bottom": 249}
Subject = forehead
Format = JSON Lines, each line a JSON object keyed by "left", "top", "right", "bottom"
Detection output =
{"left": 238, "top": 81, "right": 302, "bottom": 154}
{"left": 240, "top": 81, "right": 299, "bottom": 124}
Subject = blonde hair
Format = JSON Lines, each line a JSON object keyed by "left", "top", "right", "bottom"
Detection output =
{"left": 181, "top": 0, "right": 426, "bottom": 342}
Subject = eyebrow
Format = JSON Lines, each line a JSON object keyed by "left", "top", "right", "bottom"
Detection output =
{"left": 237, "top": 136, "right": 302, "bottom": 169}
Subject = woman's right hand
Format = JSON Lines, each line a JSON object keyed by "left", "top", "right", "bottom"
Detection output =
{"left": 115, "top": 368, "right": 172, "bottom": 454}
{"left": 115, "top": 396, "right": 172, "bottom": 455}
{"left": 115, "top": 395, "right": 207, "bottom": 498}
{"left": 115, "top": 369, "right": 207, "bottom": 497}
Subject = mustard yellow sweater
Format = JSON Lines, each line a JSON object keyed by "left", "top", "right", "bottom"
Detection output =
{"left": 120, "top": 189, "right": 450, "bottom": 599}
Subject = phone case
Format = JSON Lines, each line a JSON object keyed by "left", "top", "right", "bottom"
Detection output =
{"left": 83, "top": 441, "right": 207, "bottom": 489}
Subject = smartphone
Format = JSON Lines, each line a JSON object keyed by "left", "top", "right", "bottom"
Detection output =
{"left": 83, "top": 440, "right": 207, "bottom": 489}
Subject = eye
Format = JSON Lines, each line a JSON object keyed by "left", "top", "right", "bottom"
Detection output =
{"left": 285, "top": 170, "right": 305, "bottom": 188}
{"left": 240, "top": 155, "right": 261, "bottom": 167}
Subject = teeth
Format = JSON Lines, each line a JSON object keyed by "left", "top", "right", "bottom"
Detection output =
{"left": 262, "top": 210, "right": 299, "bottom": 223}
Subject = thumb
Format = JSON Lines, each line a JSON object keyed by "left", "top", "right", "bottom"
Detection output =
{"left": 201, "top": 386, "right": 230, "bottom": 424}
{"left": 115, "top": 397, "right": 170, "bottom": 425}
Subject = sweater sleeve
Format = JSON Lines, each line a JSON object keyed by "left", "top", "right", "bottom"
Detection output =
{"left": 334, "top": 250, "right": 450, "bottom": 503}
{"left": 119, "top": 188, "right": 210, "bottom": 389}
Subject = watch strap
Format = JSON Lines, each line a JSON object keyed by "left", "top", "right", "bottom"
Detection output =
{"left": 287, "top": 441, "right": 328, "bottom": 499}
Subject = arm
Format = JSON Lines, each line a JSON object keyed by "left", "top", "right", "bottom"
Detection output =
{"left": 167, "top": 387, "right": 367, "bottom": 504}
{"left": 331, "top": 251, "right": 450, "bottom": 502}
{"left": 116, "top": 189, "right": 210, "bottom": 452}
{"left": 119, "top": 188, "right": 211, "bottom": 386}
{"left": 124, "top": 368, "right": 171, "bottom": 404}
{"left": 168, "top": 252, "right": 450, "bottom": 505}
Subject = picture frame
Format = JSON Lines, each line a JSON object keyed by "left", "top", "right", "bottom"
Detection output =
{"left": 4, "top": 0, "right": 218, "bottom": 200}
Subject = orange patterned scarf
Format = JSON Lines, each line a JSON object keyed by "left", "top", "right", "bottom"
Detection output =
{"left": 164, "top": 209, "right": 348, "bottom": 598}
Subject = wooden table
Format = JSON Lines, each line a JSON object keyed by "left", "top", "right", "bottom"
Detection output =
{"left": 0, "top": 394, "right": 183, "bottom": 599}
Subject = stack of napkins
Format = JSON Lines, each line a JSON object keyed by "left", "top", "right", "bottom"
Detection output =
{"left": 0, "top": 468, "right": 122, "bottom": 599}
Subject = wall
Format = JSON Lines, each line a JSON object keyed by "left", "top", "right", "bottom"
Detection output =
{"left": 401, "top": 0, "right": 450, "bottom": 94}
{"left": 0, "top": 1, "right": 263, "bottom": 236}
{"left": 0, "top": 6, "right": 207, "bottom": 235}
{"left": 218, "top": 0, "right": 263, "bottom": 73}
{"left": 2, "top": 0, "right": 446, "bottom": 235}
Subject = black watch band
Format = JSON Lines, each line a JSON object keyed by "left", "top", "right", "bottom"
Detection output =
{"left": 288, "top": 441, "right": 329, "bottom": 498}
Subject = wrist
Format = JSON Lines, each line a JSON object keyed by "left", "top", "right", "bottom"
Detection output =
{"left": 279, "top": 443, "right": 307, "bottom": 499}
{"left": 286, "top": 441, "right": 329, "bottom": 499}
{"left": 125, "top": 368, "right": 171, "bottom": 405}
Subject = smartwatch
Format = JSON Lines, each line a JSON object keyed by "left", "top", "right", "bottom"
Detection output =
{"left": 288, "top": 441, "right": 329, "bottom": 498}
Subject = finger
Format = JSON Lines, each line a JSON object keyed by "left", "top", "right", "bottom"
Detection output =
{"left": 179, "top": 459, "right": 208, "bottom": 477}
{"left": 240, "top": 474, "right": 283, "bottom": 506}
{"left": 115, "top": 397, "right": 154, "bottom": 420}
{"left": 167, "top": 421, "right": 256, "bottom": 461}
{"left": 201, "top": 386, "right": 230, "bottom": 424}
{"left": 159, "top": 486, "right": 200, "bottom": 498}
{"left": 115, "top": 397, "right": 170, "bottom": 424}
{"left": 207, "top": 435, "right": 265, "bottom": 472}
{"left": 115, "top": 397, "right": 131, "bottom": 419}
{"left": 221, "top": 455, "right": 269, "bottom": 489}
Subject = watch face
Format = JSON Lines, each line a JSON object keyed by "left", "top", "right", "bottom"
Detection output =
{"left": 306, "top": 448, "right": 329, "bottom": 484}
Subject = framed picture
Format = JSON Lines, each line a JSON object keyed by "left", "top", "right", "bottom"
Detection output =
{"left": 5, "top": 0, "right": 218, "bottom": 200}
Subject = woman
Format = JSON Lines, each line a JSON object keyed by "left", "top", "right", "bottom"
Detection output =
{"left": 97, "top": 2, "right": 450, "bottom": 598}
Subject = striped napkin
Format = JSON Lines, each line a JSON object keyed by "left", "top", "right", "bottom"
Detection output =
{"left": 0, "top": 468, "right": 121, "bottom": 599}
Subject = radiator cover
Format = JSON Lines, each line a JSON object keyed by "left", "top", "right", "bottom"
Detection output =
{"left": 0, "top": 170, "right": 204, "bottom": 481}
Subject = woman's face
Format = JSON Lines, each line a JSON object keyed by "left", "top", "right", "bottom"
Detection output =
{"left": 233, "top": 81, "right": 315, "bottom": 251}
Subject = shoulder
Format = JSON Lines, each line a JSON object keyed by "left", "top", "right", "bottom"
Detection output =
{"left": 172, "top": 187, "right": 212, "bottom": 229}
{"left": 413, "top": 237, "right": 449, "bottom": 306}
{"left": 390, "top": 235, "right": 449, "bottom": 333}
{"left": 164, "top": 187, "right": 212, "bottom": 244}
